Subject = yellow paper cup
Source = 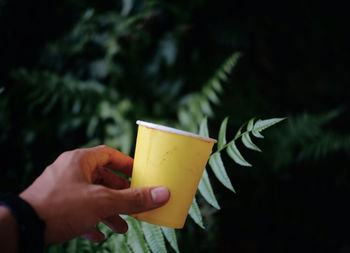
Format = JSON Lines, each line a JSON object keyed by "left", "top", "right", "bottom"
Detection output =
{"left": 130, "top": 120, "right": 217, "bottom": 228}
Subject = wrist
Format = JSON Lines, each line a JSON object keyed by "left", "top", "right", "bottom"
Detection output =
{"left": 0, "top": 193, "right": 46, "bottom": 253}
{"left": 0, "top": 206, "right": 19, "bottom": 253}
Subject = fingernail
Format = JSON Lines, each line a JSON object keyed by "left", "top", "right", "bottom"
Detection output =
{"left": 151, "top": 186, "right": 170, "bottom": 203}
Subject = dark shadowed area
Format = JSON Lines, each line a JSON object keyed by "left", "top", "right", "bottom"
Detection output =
{"left": 1, "top": 1, "right": 349, "bottom": 252}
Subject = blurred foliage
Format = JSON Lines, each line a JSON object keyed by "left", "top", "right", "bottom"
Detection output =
{"left": 272, "top": 109, "right": 350, "bottom": 169}
{"left": 1, "top": 0, "right": 350, "bottom": 252}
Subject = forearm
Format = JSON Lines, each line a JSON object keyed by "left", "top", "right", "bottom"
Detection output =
{"left": 0, "top": 206, "right": 19, "bottom": 253}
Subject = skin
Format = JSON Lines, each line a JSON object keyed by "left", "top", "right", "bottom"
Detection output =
{"left": 0, "top": 145, "right": 170, "bottom": 252}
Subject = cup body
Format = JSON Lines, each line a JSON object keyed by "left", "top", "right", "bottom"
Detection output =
{"left": 130, "top": 120, "right": 216, "bottom": 228}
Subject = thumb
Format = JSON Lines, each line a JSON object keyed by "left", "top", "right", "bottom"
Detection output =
{"left": 101, "top": 186, "right": 170, "bottom": 217}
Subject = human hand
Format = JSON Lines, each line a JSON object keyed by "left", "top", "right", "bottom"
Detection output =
{"left": 19, "top": 145, "right": 170, "bottom": 244}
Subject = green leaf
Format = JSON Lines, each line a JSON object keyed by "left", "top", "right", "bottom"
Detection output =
{"left": 247, "top": 118, "right": 255, "bottom": 131}
{"left": 106, "top": 234, "right": 132, "bottom": 253}
{"left": 161, "top": 227, "right": 180, "bottom": 253}
{"left": 87, "top": 116, "right": 98, "bottom": 137}
{"left": 198, "top": 169, "right": 221, "bottom": 209}
{"left": 252, "top": 130, "right": 264, "bottom": 138}
{"left": 218, "top": 117, "right": 228, "bottom": 150}
{"left": 223, "top": 52, "right": 241, "bottom": 73}
{"left": 211, "top": 79, "right": 223, "bottom": 93}
{"left": 126, "top": 217, "right": 151, "bottom": 253}
{"left": 204, "top": 87, "right": 220, "bottom": 104}
{"left": 217, "top": 70, "right": 228, "bottom": 81}
{"left": 121, "top": 0, "right": 134, "bottom": 16}
{"left": 209, "top": 152, "right": 235, "bottom": 192}
{"left": 227, "top": 142, "right": 252, "bottom": 167}
{"left": 242, "top": 132, "right": 262, "bottom": 152}
{"left": 253, "top": 118, "right": 286, "bottom": 133}
{"left": 178, "top": 108, "right": 197, "bottom": 131}
{"left": 188, "top": 95, "right": 204, "bottom": 124}
{"left": 46, "top": 244, "right": 64, "bottom": 253}
{"left": 199, "top": 97, "right": 213, "bottom": 117}
{"left": 141, "top": 222, "right": 167, "bottom": 253}
{"left": 188, "top": 197, "right": 205, "bottom": 229}
{"left": 66, "top": 239, "right": 78, "bottom": 253}
{"left": 199, "top": 117, "right": 209, "bottom": 137}
{"left": 247, "top": 118, "right": 265, "bottom": 138}
{"left": 66, "top": 237, "right": 92, "bottom": 253}
{"left": 234, "top": 124, "right": 244, "bottom": 140}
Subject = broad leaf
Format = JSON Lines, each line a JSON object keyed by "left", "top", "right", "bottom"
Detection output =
{"left": 209, "top": 153, "right": 235, "bottom": 192}
{"left": 198, "top": 169, "right": 220, "bottom": 209}
{"left": 227, "top": 142, "right": 252, "bottom": 167}
{"left": 161, "top": 227, "right": 180, "bottom": 253}
{"left": 189, "top": 197, "right": 205, "bottom": 229}
{"left": 126, "top": 217, "right": 151, "bottom": 253}
{"left": 218, "top": 117, "right": 228, "bottom": 149}
{"left": 141, "top": 222, "right": 167, "bottom": 253}
{"left": 242, "top": 132, "right": 262, "bottom": 152}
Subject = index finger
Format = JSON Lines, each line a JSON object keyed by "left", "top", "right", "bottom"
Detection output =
{"left": 84, "top": 145, "right": 134, "bottom": 177}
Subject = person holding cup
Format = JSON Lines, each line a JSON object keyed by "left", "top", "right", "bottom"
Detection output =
{"left": 1, "top": 120, "right": 216, "bottom": 253}
{"left": 0, "top": 145, "right": 170, "bottom": 253}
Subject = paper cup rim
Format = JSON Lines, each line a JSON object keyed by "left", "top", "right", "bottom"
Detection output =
{"left": 136, "top": 120, "right": 217, "bottom": 143}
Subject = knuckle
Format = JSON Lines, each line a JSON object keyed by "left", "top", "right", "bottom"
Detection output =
{"left": 90, "top": 186, "right": 111, "bottom": 212}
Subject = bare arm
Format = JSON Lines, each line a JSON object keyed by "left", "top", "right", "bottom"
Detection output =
{"left": 1, "top": 145, "right": 170, "bottom": 250}
{"left": 0, "top": 206, "right": 18, "bottom": 253}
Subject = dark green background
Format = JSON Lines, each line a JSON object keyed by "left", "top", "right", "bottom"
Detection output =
{"left": 1, "top": 1, "right": 349, "bottom": 252}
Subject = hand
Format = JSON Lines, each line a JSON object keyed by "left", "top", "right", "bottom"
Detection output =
{"left": 19, "top": 145, "right": 170, "bottom": 244}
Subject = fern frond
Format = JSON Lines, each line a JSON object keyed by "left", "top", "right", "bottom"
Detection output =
{"left": 215, "top": 117, "right": 285, "bottom": 154}
{"left": 45, "top": 244, "right": 64, "bottom": 253}
{"left": 106, "top": 234, "right": 132, "bottom": 253}
{"left": 188, "top": 197, "right": 205, "bottom": 229}
{"left": 204, "top": 117, "right": 285, "bottom": 193}
{"left": 126, "top": 217, "right": 151, "bottom": 253}
{"left": 177, "top": 52, "right": 241, "bottom": 131}
{"left": 141, "top": 222, "right": 167, "bottom": 253}
{"left": 299, "top": 131, "right": 350, "bottom": 160}
{"left": 161, "top": 227, "right": 180, "bottom": 253}
{"left": 226, "top": 142, "right": 252, "bottom": 167}
{"left": 242, "top": 132, "right": 262, "bottom": 152}
{"left": 66, "top": 237, "right": 93, "bottom": 253}
{"left": 209, "top": 152, "right": 235, "bottom": 192}
{"left": 198, "top": 169, "right": 221, "bottom": 209}
{"left": 199, "top": 119, "right": 235, "bottom": 193}
{"left": 218, "top": 117, "right": 229, "bottom": 149}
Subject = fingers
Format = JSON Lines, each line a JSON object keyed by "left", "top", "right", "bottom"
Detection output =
{"left": 82, "top": 227, "right": 105, "bottom": 243}
{"left": 82, "top": 145, "right": 134, "bottom": 178}
{"left": 98, "top": 186, "right": 170, "bottom": 217}
{"left": 102, "top": 215, "right": 128, "bottom": 234}
{"left": 92, "top": 167, "right": 130, "bottom": 189}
